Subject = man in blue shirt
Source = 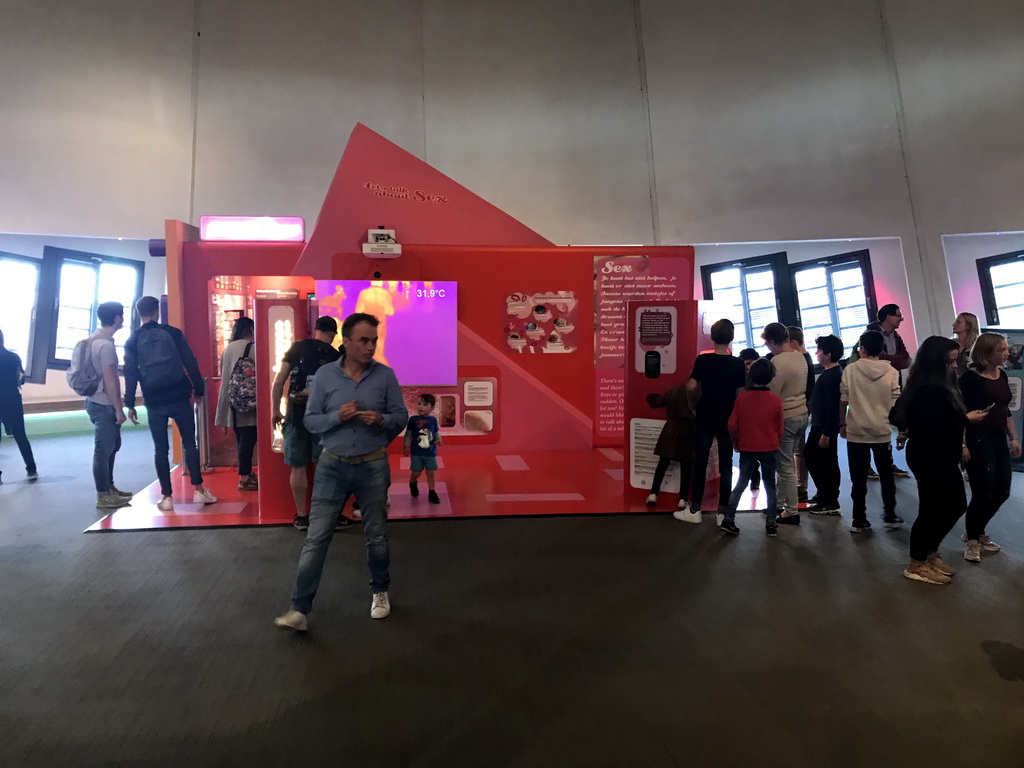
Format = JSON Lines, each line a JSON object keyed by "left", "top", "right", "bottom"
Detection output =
{"left": 275, "top": 313, "right": 408, "bottom": 632}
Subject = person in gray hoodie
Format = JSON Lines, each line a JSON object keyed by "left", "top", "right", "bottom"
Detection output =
{"left": 839, "top": 330, "right": 902, "bottom": 533}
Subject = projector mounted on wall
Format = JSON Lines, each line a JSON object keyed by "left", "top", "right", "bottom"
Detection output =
{"left": 363, "top": 226, "right": 402, "bottom": 258}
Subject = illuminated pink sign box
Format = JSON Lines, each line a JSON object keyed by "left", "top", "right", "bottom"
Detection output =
{"left": 200, "top": 216, "right": 305, "bottom": 242}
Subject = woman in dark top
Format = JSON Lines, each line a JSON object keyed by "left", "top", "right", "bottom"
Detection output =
{"left": 958, "top": 332, "right": 1022, "bottom": 562}
{"left": 892, "top": 337, "right": 987, "bottom": 584}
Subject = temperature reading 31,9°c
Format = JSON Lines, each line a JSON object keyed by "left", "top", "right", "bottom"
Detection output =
{"left": 416, "top": 288, "right": 446, "bottom": 298}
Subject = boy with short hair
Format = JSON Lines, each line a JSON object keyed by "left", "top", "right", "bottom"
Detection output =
{"left": 840, "top": 330, "right": 902, "bottom": 532}
{"left": 405, "top": 394, "right": 442, "bottom": 504}
{"left": 685, "top": 319, "right": 747, "bottom": 523}
{"left": 725, "top": 359, "right": 784, "bottom": 536}
{"left": 804, "top": 335, "right": 844, "bottom": 515}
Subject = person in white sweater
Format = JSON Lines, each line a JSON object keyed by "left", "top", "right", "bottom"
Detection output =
{"left": 839, "top": 330, "right": 902, "bottom": 533}
{"left": 761, "top": 323, "right": 809, "bottom": 524}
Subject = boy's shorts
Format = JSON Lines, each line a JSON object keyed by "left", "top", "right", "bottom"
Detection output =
{"left": 283, "top": 421, "right": 323, "bottom": 467}
{"left": 410, "top": 456, "right": 437, "bottom": 472}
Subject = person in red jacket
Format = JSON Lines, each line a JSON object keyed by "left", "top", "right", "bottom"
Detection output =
{"left": 723, "top": 359, "right": 785, "bottom": 537}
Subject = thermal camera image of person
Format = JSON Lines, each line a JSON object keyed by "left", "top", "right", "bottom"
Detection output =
{"left": 355, "top": 282, "right": 395, "bottom": 365}
{"left": 318, "top": 284, "right": 347, "bottom": 325}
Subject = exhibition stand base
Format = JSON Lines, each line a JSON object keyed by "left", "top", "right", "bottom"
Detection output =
{"left": 85, "top": 451, "right": 780, "bottom": 533}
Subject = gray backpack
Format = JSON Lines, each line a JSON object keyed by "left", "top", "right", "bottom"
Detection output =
{"left": 67, "top": 338, "right": 102, "bottom": 396}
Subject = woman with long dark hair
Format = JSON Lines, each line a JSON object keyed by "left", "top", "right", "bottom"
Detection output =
{"left": 959, "top": 332, "right": 1022, "bottom": 562}
{"left": 215, "top": 316, "right": 258, "bottom": 490}
{"left": 892, "top": 336, "right": 987, "bottom": 584}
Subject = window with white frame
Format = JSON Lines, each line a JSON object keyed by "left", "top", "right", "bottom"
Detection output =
{"left": 978, "top": 250, "right": 1024, "bottom": 327}
{"left": 48, "top": 247, "right": 144, "bottom": 366}
{"left": 0, "top": 253, "right": 41, "bottom": 377}
{"left": 791, "top": 250, "right": 876, "bottom": 356}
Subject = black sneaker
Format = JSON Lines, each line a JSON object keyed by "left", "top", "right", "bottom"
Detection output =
{"left": 808, "top": 502, "right": 841, "bottom": 516}
{"left": 293, "top": 515, "right": 309, "bottom": 530}
{"left": 766, "top": 523, "right": 778, "bottom": 537}
{"left": 850, "top": 520, "right": 872, "bottom": 533}
{"left": 892, "top": 465, "right": 910, "bottom": 478}
{"left": 777, "top": 513, "right": 801, "bottom": 525}
{"left": 428, "top": 490, "right": 441, "bottom": 504}
{"left": 409, "top": 481, "right": 419, "bottom": 498}
{"left": 720, "top": 519, "right": 740, "bottom": 535}
{"left": 883, "top": 514, "right": 905, "bottom": 529}
{"left": 335, "top": 516, "right": 355, "bottom": 531}
{"left": 867, "top": 468, "right": 879, "bottom": 480}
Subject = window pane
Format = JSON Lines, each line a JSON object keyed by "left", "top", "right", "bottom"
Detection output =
{"left": 56, "top": 262, "right": 98, "bottom": 359}
{"left": 0, "top": 258, "right": 40, "bottom": 372}
{"left": 989, "top": 261, "right": 1024, "bottom": 288}
{"left": 831, "top": 267, "right": 865, "bottom": 290}
{"left": 98, "top": 262, "right": 139, "bottom": 357}
{"left": 710, "top": 268, "right": 741, "bottom": 292}
{"left": 795, "top": 267, "right": 826, "bottom": 291}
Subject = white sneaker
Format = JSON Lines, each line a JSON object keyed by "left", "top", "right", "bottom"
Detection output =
{"left": 715, "top": 513, "right": 725, "bottom": 527}
{"left": 370, "top": 591, "right": 391, "bottom": 619}
{"left": 964, "top": 539, "right": 982, "bottom": 563}
{"left": 193, "top": 488, "right": 217, "bottom": 504}
{"left": 673, "top": 504, "right": 702, "bottom": 524}
{"left": 273, "top": 610, "right": 308, "bottom": 632}
{"left": 157, "top": 496, "right": 174, "bottom": 512}
{"left": 645, "top": 493, "right": 658, "bottom": 506}
{"left": 979, "top": 534, "right": 1001, "bottom": 553}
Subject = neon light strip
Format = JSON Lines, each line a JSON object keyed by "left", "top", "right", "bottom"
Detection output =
{"left": 199, "top": 216, "right": 305, "bottom": 242}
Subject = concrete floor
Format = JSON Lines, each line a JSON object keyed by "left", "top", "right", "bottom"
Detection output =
{"left": 2, "top": 430, "right": 1023, "bottom": 767}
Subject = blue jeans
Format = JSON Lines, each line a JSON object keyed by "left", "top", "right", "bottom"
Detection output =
{"left": 726, "top": 451, "right": 777, "bottom": 522}
{"left": 290, "top": 454, "right": 391, "bottom": 614}
{"left": 777, "top": 413, "right": 808, "bottom": 514}
{"left": 85, "top": 400, "right": 121, "bottom": 493}
{"left": 147, "top": 398, "right": 203, "bottom": 495}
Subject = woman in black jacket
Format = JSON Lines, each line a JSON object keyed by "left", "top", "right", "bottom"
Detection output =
{"left": 959, "top": 332, "right": 1022, "bottom": 562}
{"left": 892, "top": 337, "right": 987, "bottom": 584}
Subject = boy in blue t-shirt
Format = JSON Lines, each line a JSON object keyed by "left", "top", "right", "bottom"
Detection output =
{"left": 404, "top": 393, "right": 442, "bottom": 504}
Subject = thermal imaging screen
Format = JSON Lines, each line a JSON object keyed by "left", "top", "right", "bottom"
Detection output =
{"left": 315, "top": 280, "right": 458, "bottom": 386}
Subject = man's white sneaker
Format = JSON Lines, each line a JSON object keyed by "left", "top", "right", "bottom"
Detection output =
{"left": 645, "top": 493, "right": 658, "bottom": 506}
{"left": 273, "top": 610, "right": 308, "bottom": 632}
{"left": 193, "top": 488, "right": 217, "bottom": 504}
{"left": 673, "top": 505, "right": 702, "bottom": 524}
{"left": 157, "top": 496, "right": 174, "bottom": 512}
{"left": 715, "top": 512, "right": 725, "bottom": 527}
{"left": 371, "top": 591, "right": 391, "bottom": 619}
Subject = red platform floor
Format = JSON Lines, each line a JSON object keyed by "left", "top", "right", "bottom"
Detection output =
{"left": 86, "top": 449, "right": 785, "bottom": 533}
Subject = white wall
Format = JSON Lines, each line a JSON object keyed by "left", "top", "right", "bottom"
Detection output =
{"left": 943, "top": 231, "right": 1024, "bottom": 326}
{"left": 0, "top": 0, "right": 1022, "bottom": 340}
{"left": 693, "top": 237, "right": 917, "bottom": 353}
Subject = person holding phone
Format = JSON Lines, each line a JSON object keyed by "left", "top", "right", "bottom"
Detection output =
{"left": 958, "top": 332, "right": 1022, "bottom": 562}
{"left": 891, "top": 337, "right": 988, "bottom": 583}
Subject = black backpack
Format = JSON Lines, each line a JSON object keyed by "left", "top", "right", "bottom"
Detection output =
{"left": 137, "top": 326, "right": 186, "bottom": 388}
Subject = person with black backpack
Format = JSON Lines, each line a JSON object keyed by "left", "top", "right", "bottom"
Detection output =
{"left": 124, "top": 296, "right": 217, "bottom": 512}
{"left": 215, "top": 316, "right": 258, "bottom": 491}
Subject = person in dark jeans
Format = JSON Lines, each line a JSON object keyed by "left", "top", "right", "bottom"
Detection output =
{"left": 215, "top": 317, "right": 258, "bottom": 491}
{"left": 724, "top": 359, "right": 783, "bottom": 536}
{"left": 840, "top": 331, "right": 901, "bottom": 533}
{"left": 958, "top": 332, "right": 1022, "bottom": 562}
{"left": 0, "top": 328, "right": 37, "bottom": 484}
{"left": 124, "top": 296, "right": 217, "bottom": 512}
{"left": 804, "top": 335, "right": 844, "bottom": 515}
{"left": 892, "top": 336, "right": 987, "bottom": 584}
{"left": 684, "top": 319, "right": 746, "bottom": 523}
{"left": 737, "top": 348, "right": 761, "bottom": 491}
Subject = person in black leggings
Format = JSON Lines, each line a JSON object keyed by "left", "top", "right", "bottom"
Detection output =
{"left": 959, "top": 333, "right": 1022, "bottom": 563}
{"left": 892, "top": 337, "right": 987, "bottom": 584}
